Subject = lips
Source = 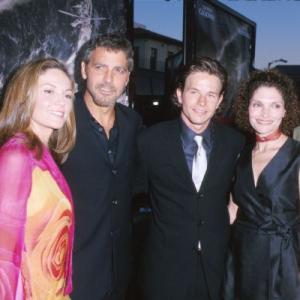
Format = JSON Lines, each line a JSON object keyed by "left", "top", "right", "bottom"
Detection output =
{"left": 256, "top": 119, "right": 273, "bottom": 125}
{"left": 99, "top": 88, "right": 113, "bottom": 95}
{"left": 49, "top": 111, "right": 65, "bottom": 118}
{"left": 193, "top": 108, "right": 206, "bottom": 114}
{"left": 96, "top": 83, "right": 116, "bottom": 95}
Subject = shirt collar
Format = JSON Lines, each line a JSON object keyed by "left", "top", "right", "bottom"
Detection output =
{"left": 180, "top": 118, "right": 212, "bottom": 151}
{"left": 84, "top": 100, "right": 118, "bottom": 137}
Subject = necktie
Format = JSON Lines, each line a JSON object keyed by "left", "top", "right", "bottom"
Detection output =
{"left": 192, "top": 135, "right": 207, "bottom": 191}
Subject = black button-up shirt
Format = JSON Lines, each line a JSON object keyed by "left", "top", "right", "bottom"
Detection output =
{"left": 89, "top": 113, "right": 119, "bottom": 166}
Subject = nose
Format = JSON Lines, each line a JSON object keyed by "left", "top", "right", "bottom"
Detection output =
{"left": 55, "top": 93, "right": 66, "bottom": 106}
{"left": 197, "top": 94, "right": 206, "bottom": 105}
{"left": 261, "top": 106, "right": 270, "bottom": 117}
{"left": 103, "top": 69, "right": 113, "bottom": 83}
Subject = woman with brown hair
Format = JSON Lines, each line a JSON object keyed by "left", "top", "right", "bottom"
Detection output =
{"left": 0, "top": 58, "right": 76, "bottom": 299}
{"left": 225, "top": 69, "right": 300, "bottom": 300}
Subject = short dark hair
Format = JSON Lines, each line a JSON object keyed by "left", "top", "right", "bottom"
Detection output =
{"left": 234, "top": 69, "right": 300, "bottom": 136}
{"left": 173, "top": 57, "right": 228, "bottom": 107}
{"left": 81, "top": 33, "right": 134, "bottom": 72}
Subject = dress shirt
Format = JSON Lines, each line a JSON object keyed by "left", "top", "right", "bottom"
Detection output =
{"left": 180, "top": 119, "right": 212, "bottom": 174}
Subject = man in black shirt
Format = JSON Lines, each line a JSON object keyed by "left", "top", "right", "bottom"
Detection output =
{"left": 61, "top": 34, "right": 142, "bottom": 300}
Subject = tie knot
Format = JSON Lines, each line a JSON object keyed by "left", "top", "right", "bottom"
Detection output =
{"left": 194, "top": 135, "right": 203, "bottom": 146}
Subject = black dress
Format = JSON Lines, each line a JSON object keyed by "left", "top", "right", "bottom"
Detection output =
{"left": 225, "top": 138, "right": 300, "bottom": 300}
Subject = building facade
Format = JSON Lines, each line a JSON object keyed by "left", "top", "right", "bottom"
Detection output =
{"left": 132, "top": 25, "right": 182, "bottom": 125}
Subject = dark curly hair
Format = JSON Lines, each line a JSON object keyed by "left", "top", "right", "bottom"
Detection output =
{"left": 234, "top": 69, "right": 300, "bottom": 136}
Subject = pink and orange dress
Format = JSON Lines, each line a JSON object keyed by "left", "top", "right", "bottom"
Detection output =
{"left": 0, "top": 134, "right": 74, "bottom": 300}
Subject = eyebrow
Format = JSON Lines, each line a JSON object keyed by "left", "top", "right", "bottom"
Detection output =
{"left": 188, "top": 87, "right": 218, "bottom": 94}
{"left": 251, "top": 98, "right": 283, "bottom": 102}
{"left": 40, "top": 83, "right": 56, "bottom": 87}
{"left": 40, "top": 83, "right": 73, "bottom": 91}
{"left": 92, "top": 61, "right": 128, "bottom": 69}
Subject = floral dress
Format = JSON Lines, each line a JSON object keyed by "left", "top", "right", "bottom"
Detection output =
{"left": 0, "top": 135, "right": 74, "bottom": 300}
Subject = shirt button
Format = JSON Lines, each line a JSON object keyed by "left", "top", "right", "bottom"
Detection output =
{"left": 108, "top": 149, "right": 113, "bottom": 155}
{"left": 112, "top": 169, "right": 117, "bottom": 175}
{"left": 198, "top": 220, "right": 205, "bottom": 226}
{"left": 198, "top": 193, "right": 204, "bottom": 199}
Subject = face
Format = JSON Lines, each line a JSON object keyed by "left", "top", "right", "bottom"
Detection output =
{"left": 81, "top": 47, "right": 130, "bottom": 109}
{"left": 176, "top": 71, "right": 223, "bottom": 133}
{"left": 248, "top": 86, "right": 286, "bottom": 136}
{"left": 30, "top": 69, "right": 73, "bottom": 144}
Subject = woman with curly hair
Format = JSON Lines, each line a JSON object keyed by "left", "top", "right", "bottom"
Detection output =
{"left": 0, "top": 58, "right": 76, "bottom": 300}
{"left": 225, "top": 69, "right": 300, "bottom": 300}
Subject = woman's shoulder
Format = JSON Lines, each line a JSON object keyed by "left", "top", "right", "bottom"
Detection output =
{"left": 0, "top": 134, "right": 33, "bottom": 163}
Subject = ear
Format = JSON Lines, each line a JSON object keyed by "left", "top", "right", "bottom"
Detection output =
{"left": 81, "top": 62, "right": 87, "bottom": 80}
{"left": 125, "top": 72, "right": 130, "bottom": 87}
{"left": 216, "top": 93, "right": 224, "bottom": 108}
{"left": 176, "top": 88, "right": 183, "bottom": 105}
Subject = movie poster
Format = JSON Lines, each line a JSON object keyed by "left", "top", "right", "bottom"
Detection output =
{"left": 0, "top": 0, "right": 130, "bottom": 96}
{"left": 186, "top": 0, "right": 256, "bottom": 116}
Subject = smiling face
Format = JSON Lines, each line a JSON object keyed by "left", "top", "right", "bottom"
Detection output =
{"left": 248, "top": 86, "right": 286, "bottom": 137}
{"left": 176, "top": 71, "right": 223, "bottom": 133}
{"left": 30, "top": 68, "right": 73, "bottom": 144}
{"left": 81, "top": 47, "right": 130, "bottom": 110}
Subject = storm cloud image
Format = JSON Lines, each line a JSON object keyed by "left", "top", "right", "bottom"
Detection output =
{"left": 0, "top": 0, "right": 128, "bottom": 94}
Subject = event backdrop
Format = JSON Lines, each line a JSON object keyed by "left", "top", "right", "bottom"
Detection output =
{"left": 0, "top": 0, "right": 132, "bottom": 98}
{"left": 184, "top": 0, "right": 256, "bottom": 116}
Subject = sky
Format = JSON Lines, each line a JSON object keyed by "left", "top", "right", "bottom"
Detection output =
{"left": 134, "top": 0, "right": 300, "bottom": 69}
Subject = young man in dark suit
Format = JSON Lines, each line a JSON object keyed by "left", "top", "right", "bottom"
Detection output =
{"left": 136, "top": 57, "right": 245, "bottom": 300}
{"left": 61, "top": 34, "right": 142, "bottom": 300}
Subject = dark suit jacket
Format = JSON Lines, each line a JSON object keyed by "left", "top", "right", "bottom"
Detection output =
{"left": 61, "top": 94, "right": 142, "bottom": 300}
{"left": 136, "top": 118, "right": 245, "bottom": 300}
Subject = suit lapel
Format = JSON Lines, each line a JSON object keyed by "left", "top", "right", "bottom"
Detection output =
{"left": 200, "top": 121, "right": 222, "bottom": 192}
{"left": 114, "top": 105, "right": 129, "bottom": 167}
{"left": 167, "top": 119, "right": 197, "bottom": 192}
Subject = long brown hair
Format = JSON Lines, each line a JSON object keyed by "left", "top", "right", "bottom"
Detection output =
{"left": 0, "top": 57, "right": 76, "bottom": 163}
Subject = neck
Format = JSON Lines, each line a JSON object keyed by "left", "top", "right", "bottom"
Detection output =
{"left": 255, "top": 129, "right": 281, "bottom": 142}
{"left": 30, "top": 123, "right": 51, "bottom": 146}
{"left": 181, "top": 113, "right": 210, "bottom": 134}
{"left": 84, "top": 94, "right": 116, "bottom": 136}
{"left": 254, "top": 132, "right": 287, "bottom": 152}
